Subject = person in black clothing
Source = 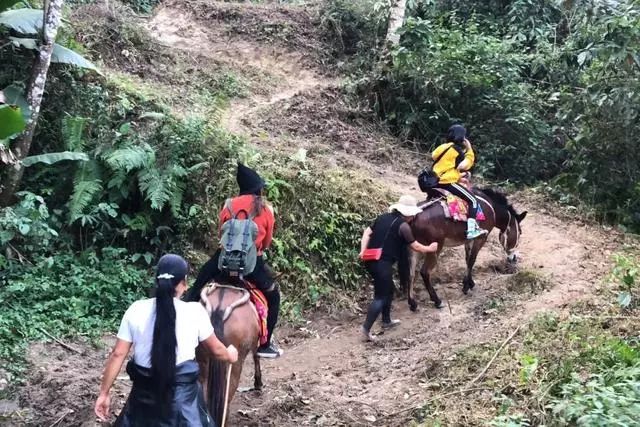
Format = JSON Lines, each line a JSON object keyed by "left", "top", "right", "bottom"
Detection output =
{"left": 359, "top": 195, "right": 439, "bottom": 341}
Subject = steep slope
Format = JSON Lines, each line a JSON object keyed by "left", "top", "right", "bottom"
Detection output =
{"left": 5, "top": 1, "right": 633, "bottom": 426}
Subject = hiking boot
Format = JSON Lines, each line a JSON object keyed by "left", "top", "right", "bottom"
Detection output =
{"left": 381, "top": 319, "right": 401, "bottom": 329}
{"left": 257, "top": 343, "right": 284, "bottom": 359}
{"left": 361, "top": 326, "right": 377, "bottom": 342}
{"left": 466, "top": 227, "right": 488, "bottom": 240}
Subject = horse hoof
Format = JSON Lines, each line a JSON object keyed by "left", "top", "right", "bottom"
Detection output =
{"left": 409, "top": 299, "right": 418, "bottom": 312}
{"left": 462, "top": 287, "right": 469, "bottom": 295}
{"left": 434, "top": 301, "right": 444, "bottom": 309}
{"left": 469, "top": 281, "right": 476, "bottom": 290}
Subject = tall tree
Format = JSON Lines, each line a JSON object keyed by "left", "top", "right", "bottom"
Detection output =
{"left": 0, "top": 0, "right": 64, "bottom": 206}
{"left": 386, "top": 0, "right": 407, "bottom": 46}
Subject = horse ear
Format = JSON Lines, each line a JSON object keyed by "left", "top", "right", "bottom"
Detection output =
{"left": 517, "top": 211, "right": 528, "bottom": 222}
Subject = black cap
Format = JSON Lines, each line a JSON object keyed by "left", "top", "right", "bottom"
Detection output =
{"left": 237, "top": 163, "right": 265, "bottom": 195}
{"left": 156, "top": 254, "right": 188, "bottom": 285}
{"left": 447, "top": 124, "right": 467, "bottom": 144}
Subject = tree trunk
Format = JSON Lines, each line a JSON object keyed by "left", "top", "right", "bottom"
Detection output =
{"left": 385, "top": 0, "right": 407, "bottom": 47}
{"left": 0, "top": 0, "right": 64, "bottom": 207}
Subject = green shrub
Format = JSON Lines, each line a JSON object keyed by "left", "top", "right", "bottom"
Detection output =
{"left": 550, "top": 346, "right": 640, "bottom": 426}
{"left": 0, "top": 249, "right": 149, "bottom": 373}
{"left": 0, "top": 192, "right": 60, "bottom": 268}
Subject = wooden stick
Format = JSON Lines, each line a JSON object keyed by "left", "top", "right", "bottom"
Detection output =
{"left": 48, "top": 409, "right": 73, "bottom": 427}
{"left": 379, "top": 387, "right": 489, "bottom": 419}
{"left": 573, "top": 315, "right": 640, "bottom": 321}
{"left": 442, "top": 286, "right": 453, "bottom": 315}
{"left": 38, "top": 328, "right": 82, "bottom": 354}
{"left": 221, "top": 363, "right": 233, "bottom": 426}
{"left": 469, "top": 325, "right": 521, "bottom": 385}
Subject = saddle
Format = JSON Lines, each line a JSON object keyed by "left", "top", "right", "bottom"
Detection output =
{"left": 200, "top": 281, "right": 269, "bottom": 346}
{"left": 419, "top": 188, "right": 486, "bottom": 222}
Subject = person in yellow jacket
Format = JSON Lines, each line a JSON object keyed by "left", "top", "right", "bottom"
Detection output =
{"left": 431, "top": 125, "right": 488, "bottom": 239}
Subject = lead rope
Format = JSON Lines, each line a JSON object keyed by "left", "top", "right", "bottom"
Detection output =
{"left": 221, "top": 363, "right": 232, "bottom": 426}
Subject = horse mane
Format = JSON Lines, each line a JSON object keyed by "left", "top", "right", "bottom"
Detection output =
{"left": 478, "top": 187, "right": 519, "bottom": 217}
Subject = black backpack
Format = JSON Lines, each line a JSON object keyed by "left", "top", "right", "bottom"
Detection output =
{"left": 418, "top": 145, "right": 454, "bottom": 192}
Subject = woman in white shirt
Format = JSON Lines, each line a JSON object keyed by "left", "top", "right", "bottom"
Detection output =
{"left": 94, "top": 254, "right": 238, "bottom": 426}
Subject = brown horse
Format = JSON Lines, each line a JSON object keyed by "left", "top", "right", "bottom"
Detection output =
{"left": 407, "top": 188, "right": 527, "bottom": 310}
{"left": 196, "top": 283, "right": 263, "bottom": 426}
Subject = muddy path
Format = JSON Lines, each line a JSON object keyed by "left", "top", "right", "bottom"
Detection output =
{"left": 12, "top": 205, "right": 615, "bottom": 427}
{"left": 226, "top": 205, "right": 616, "bottom": 426}
{"left": 142, "top": 3, "right": 618, "bottom": 426}
{"left": 3, "top": 1, "right": 624, "bottom": 426}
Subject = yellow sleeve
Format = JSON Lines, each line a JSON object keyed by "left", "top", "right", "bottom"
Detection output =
{"left": 431, "top": 143, "right": 451, "bottom": 161}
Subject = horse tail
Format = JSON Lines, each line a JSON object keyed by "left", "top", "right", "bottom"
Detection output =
{"left": 206, "top": 307, "right": 228, "bottom": 426}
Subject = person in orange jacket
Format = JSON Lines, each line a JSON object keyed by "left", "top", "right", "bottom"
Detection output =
{"left": 187, "top": 163, "right": 282, "bottom": 358}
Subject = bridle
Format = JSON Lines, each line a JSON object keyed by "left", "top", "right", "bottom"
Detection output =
{"left": 499, "top": 210, "right": 520, "bottom": 261}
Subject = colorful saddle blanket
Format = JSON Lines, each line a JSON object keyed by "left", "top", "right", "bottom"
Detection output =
{"left": 443, "top": 194, "right": 486, "bottom": 222}
{"left": 420, "top": 193, "right": 486, "bottom": 222}
{"left": 248, "top": 287, "right": 269, "bottom": 346}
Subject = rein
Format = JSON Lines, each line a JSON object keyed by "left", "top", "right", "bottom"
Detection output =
{"left": 200, "top": 283, "right": 251, "bottom": 321}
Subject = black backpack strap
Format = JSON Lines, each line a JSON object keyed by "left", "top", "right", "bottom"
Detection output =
{"left": 432, "top": 144, "right": 453, "bottom": 171}
{"left": 381, "top": 217, "right": 400, "bottom": 246}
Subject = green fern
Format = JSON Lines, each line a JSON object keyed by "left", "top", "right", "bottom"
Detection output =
{"left": 104, "top": 144, "right": 154, "bottom": 173}
{"left": 61, "top": 116, "right": 88, "bottom": 151}
{"left": 138, "top": 166, "right": 170, "bottom": 211}
{"left": 168, "top": 165, "right": 187, "bottom": 217}
{"left": 68, "top": 160, "right": 103, "bottom": 224}
{"left": 137, "top": 164, "right": 187, "bottom": 214}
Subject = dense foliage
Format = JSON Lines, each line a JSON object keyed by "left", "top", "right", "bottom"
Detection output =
{"left": 325, "top": 0, "right": 640, "bottom": 231}
{"left": 0, "top": 1, "right": 392, "bottom": 374}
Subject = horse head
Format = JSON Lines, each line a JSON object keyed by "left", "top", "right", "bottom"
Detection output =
{"left": 499, "top": 210, "right": 527, "bottom": 263}
{"left": 480, "top": 187, "right": 527, "bottom": 264}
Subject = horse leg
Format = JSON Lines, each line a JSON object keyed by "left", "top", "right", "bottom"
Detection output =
{"left": 226, "top": 357, "right": 245, "bottom": 409}
{"left": 462, "top": 236, "right": 487, "bottom": 294}
{"left": 407, "top": 250, "right": 420, "bottom": 312}
{"left": 195, "top": 346, "right": 210, "bottom": 401}
{"left": 253, "top": 352, "right": 263, "bottom": 390}
{"left": 420, "top": 252, "right": 443, "bottom": 308}
{"left": 397, "top": 244, "right": 411, "bottom": 298}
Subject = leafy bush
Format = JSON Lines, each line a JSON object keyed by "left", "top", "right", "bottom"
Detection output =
{"left": 552, "top": 368, "right": 640, "bottom": 425}
{"left": 0, "top": 249, "right": 148, "bottom": 373}
{"left": 362, "top": 13, "right": 560, "bottom": 183}
{"left": 0, "top": 192, "right": 59, "bottom": 267}
{"left": 550, "top": 345, "right": 640, "bottom": 426}
{"left": 328, "top": 0, "right": 640, "bottom": 231}
{"left": 610, "top": 253, "right": 639, "bottom": 310}
{"left": 320, "top": 0, "right": 388, "bottom": 59}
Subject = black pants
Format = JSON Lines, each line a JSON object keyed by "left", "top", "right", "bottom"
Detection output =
{"left": 437, "top": 182, "right": 479, "bottom": 218}
{"left": 187, "top": 250, "right": 280, "bottom": 345}
{"left": 363, "top": 259, "right": 395, "bottom": 331}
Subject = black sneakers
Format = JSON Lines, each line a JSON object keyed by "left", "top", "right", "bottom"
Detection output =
{"left": 257, "top": 343, "right": 284, "bottom": 358}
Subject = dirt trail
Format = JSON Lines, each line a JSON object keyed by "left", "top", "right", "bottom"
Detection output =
{"left": 146, "top": 0, "right": 338, "bottom": 137}
{"left": 146, "top": 2, "right": 622, "bottom": 426}
{"left": 227, "top": 204, "right": 615, "bottom": 426}
{"left": 5, "top": 2, "right": 623, "bottom": 426}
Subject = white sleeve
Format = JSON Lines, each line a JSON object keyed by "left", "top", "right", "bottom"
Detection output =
{"left": 116, "top": 304, "right": 134, "bottom": 343}
{"left": 194, "top": 304, "right": 214, "bottom": 342}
